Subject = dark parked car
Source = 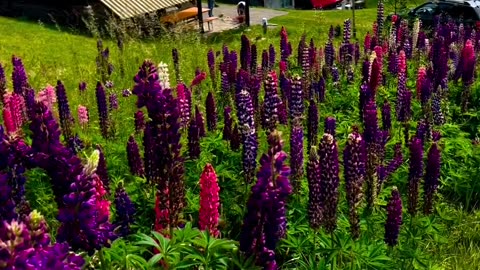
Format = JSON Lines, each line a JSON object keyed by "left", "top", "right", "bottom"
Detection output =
{"left": 387, "top": 0, "right": 480, "bottom": 28}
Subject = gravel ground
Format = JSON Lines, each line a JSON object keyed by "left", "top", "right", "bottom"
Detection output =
{"left": 201, "top": 4, "right": 287, "bottom": 32}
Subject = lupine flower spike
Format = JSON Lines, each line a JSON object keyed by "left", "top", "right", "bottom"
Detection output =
{"left": 385, "top": 187, "right": 402, "bottom": 247}
{"left": 198, "top": 164, "right": 220, "bottom": 237}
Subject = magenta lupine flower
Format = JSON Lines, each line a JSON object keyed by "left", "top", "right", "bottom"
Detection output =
{"left": 127, "top": 135, "right": 145, "bottom": 177}
{"left": 369, "top": 58, "right": 381, "bottom": 94}
{"left": 95, "top": 82, "right": 109, "bottom": 139}
{"left": 344, "top": 131, "right": 366, "bottom": 239}
{"left": 262, "top": 71, "right": 280, "bottom": 133}
{"left": 195, "top": 105, "right": 206, "bottom": 138}
{"left": 319, "top": 133, "right": 340, "bottom": 233}
{"left": 385, "top": 187, "right": 402, "bottom": 247}
{"left": 307, "top": 147, "right": 322, "bottom": 229}
{"left": 364, "top": 32, "right": 372, "bottom": 54}
{"left": 290, "top": 120, "right": 304, "bottom": 192}
{"left": 6, "top": 92, "right": 25, "bottom": 133}
{"left": 230, "top": 123, "right": 241, "bottom": 151}
{"left": 77, "top": 105, "right": 89, "bottom": 127}
{"left": 177, "top": 83, "right": 191, "bottom": 129}
{"left": 12, "top": 56, "right": 29, "bottom": 96}
{"left": 280, "top": 26, "right": 290, "bottom": 62}
{"left": 424, "top": 142, "right": 441, "bottom": 214}
{"left": 250, "top": 44, "right": 258, "bottom": 74}
{"left": 239, "top": 131, "right": 292, "bottom": 269}
{"left": 407, "top": 137, "right": 423, "bottom": 216}
{"left": 36, "top": 84, "right": 57, "bottom": 112}
{"left": 134, "top": 110, "right": 145, "bottom": 133}
{"left": 381, "top": 99, "right": 391, "bottom": 132}
{"left": 307, "top": 99, "right": 319, "bottom": 150}
{"left": 114, "top": 185, "right": 136, "bottom": 237}
{"left": 206, "top": 92, "right": 217, "bottom": 132}
{"left": 55, "top": 80, "right": 74, "bottom": 140}
{"left": 188, "top": 118, "right": 201, "bottom": 159}
{"left": 416, "top": 66, "right": 427, "bottom": 100}
{"left": 198, "top": 164, "right": 220, "bottom": 237}
{"left": 2, "top": 108, "right": 16, "bottom": 135}
{"left": 223, "top": 106, "right": 233, "bottom": 141}
{"left": 461, "top": 39, "right": 476, "bottom": 110}
{"left": 289, "top": 76, "right": 304, "bottom": 120}
{"left": 324, "top": 116, "right": 336, "bottom": 137}
{"left": 191, "top": 71, "right": 207, "bottom": 88}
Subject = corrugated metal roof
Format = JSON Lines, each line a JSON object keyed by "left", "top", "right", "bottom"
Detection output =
{"left": 100, "top": 0, "right": 190, "bottom": 19}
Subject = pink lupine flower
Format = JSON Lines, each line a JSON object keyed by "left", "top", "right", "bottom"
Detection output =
{"left": 177, "top": 83, "right": 191, "bottom": 128}
{"left": 364, "top": 32, "right": 371, "bottom": 53}
{"left": 191, "top": 71, "right": 207, "bottom": 87}
{"left": 279, "top": 61, "right": 287, "bottom": 73}
{"left": 374, "top": 46, "right": 383, "bottom": 72}
{"left": 77, "top": 105, "right": 89, "bottom": 126}
{"left": 2, "top": 107, "right": 16, "bottom": 134}
{"left": 4, "top": 92, "right": 24, "bottom": 132}
{"left": 36, "top": 84, "right": 57, "bottom": 111}
{"left": 198, "top": 163, "right": 220, "bottom": 237}
{"left": 416, "top": 67, "right": 427, "bottom": 99}
{"left": 398, "top": 50, "right": 406, "bottom": 75}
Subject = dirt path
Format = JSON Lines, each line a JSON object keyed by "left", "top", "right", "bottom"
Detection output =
{"left": 202, "top": 4, "right": 287, "bottom": 33}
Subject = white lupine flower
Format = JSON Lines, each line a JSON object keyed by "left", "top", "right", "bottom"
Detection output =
{"left": 158, "top": 62, "right": 170, "bottom": 89}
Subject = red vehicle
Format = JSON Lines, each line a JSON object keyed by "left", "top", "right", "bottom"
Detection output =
{"left": 310, "top": 0, "right": 343, "bottom": 9}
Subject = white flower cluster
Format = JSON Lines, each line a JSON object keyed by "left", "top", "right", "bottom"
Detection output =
{"left": 158, "top": 62, "right": 170, "bottom": 90}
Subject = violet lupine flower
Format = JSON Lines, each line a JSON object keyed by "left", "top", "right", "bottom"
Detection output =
{"left": 109, "top": 93, "right": 119, "bottom": 111}
{"left": 325, "top": 41, "right": 335, "bottom": 68}
{"left": 230, "top": 123, "right": 241, "bottom": 151}
{"left": 261, "top": 49, "right": 269, "bottom": 74}
{"left": 122, "top": 89, "right": 132, "bottom": 97}
{"left": 95, "top": 82, "right": 109, "bottom": 139}
{"left": 207, "top": 49, "right": 216, "bottom": 84}
{"left": 324, "top": 116, "right": 336, "bottom": 137}
{"left": 235, "top": 89, "right": 256, "bottom": 136}
{"left": 262, "top": 71, "right": 280, "bottom": 133}
{"left": 24, "top": 88, "right": 35, "bottom": 121}
{"left": 318, "top": 77, "right": 326, "bottom": 102}
{"left": 96, "top": 146, "right": 110, "bottom": 194}
{"left": 376, "top": 0, "right": 384, "bottom": 41}
{"left": 206, "top": 92, "right": 217, "bottom": 132}
{"left": 381, "top": 99, "right": 391, "bottom": 132}
{"left": 239, "top": 131, "right": 292, "bottom": 269}
{"left": 407, "top": 137, "right": 423, "bottom": 216}
{"left": 344, "top": 131, "right": 366, "bottom": 239}
{"left": 79, "top": 81, "right": 87, "bottom": 92}
{"left": 290, "top": 120, "right": 304, "bottom": 192}
{"left": 307, "top": 99, "right": 319, "bottom": 150}
{"left": 307, "top": 147, "right": 322, "bottom": 229}
{"left": 240, "top": 35, "right": 251, "bottom": 72}
{"left": 297, "top": 36, "right": 306, "bottom": 67}
{"left": 0, "top": 172, "right": 16, "bottom": 223}
{"left": 188, "top": 118, "right": 201, "bottom": 159}
{"left": 384, "top": 187, "right": 402, "bottom": 247}
{"left": 388, "top": 50, "right": 398, "bottom": 75}
{"left": 0, "top": 63, "right": 6, "bottom": 104}
{"left": 331, "top": 65, "right": 340, "bottom": 84}
{"left": 56, "top": 80, "right": 74, "bottom": 140}
{"left": 198, "top": 164, "right": 220, "bottom": 237}
{"left": 12, "top": 56, "right": 29, "bottom": 95}
{"left": 177, "top": 83, "right": 191, "bottom": 129}
{"left": 277, "top": 100, "right": 288, "bottom": 125}
{"left": 114, "top": 185, "right": 136, "bottom": 237}
{"left": 379, "top": 143, "right": 403, "bottom": 183}
{"left": 269, "top": 44, "right": 276, "bottom": 69}
{"left": 319, "top": 133, "right": 340, "bottom": 233}
{"left": 195, "top": 106, "right": 206, "bottom": 138}
{"left": 363, "top": 100, "right": 381, "bottom": 209}
{"left": 242, "top": 130, "right": 258, "bottom": 184}
{"left": 134, "top": 110, "right": 145, "bottom": 133}
{"left": 424, "top": 142, "right": 441, "bottom": 215}
{"left": 223, "top": 107, "right": 233, "bottom": 141}
{"left": 289, "top": 76, "right": 304, "bottom": 120}
{"left": 228, "top": 51, "right": 238, "bottom": 84}
{"left": 172, "top": 48, "right": 181, "bottom": 82}
{"left": 432, "top": 93, "right": 445, "bottom": 126}
{"left": 127, "top": 135, "right": 145, "bottom": 177}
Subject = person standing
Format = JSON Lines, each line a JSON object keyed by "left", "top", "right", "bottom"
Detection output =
{"left": 208, "top": 0, "right": 215, "bottom": 16}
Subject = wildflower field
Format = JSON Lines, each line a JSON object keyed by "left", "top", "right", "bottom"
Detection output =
{"left": 1, "top": 2, "right": 480, "bottom": 269}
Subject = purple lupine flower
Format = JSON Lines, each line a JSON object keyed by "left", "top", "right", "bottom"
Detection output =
{"left": 55, "top": 80, "right": 74, "bottom": 140}
{"left": 325, "top": 41, "right": 335, "bottom": 68}
{"left": 290, "top": 120, "right": 304, "bottom": 192}
{"left": 318, "top": 76, "right": 326, "bottom": 102}
{"left": 105, "top": 81, "right": 114, "bottom": 89}
{"left": 127, "top": 135, "right": 145, "bottom": 177}
{"left": 250, "top": 44, "right": 258, "bottom": 74}
{"left": 195, "top": 106, "right": 206, "bottom": 138}
{"left": 95, "top": 82, "right": 109, "bottom": 139}
{"left": 261, "top": 49, "right": 269, "bottom": 74}
{"left": 228, "top": 50, "right": 238, "bottom": 84}
{"left": 381, "top": 99, "right": 391, "bottom": 132}
{"left": 114, "top": 185, "right": 136, "bottom": 237}
{"left": 362, "top": 58, "right": 370, "bottom": 84}
{"left": 235, "top": 89, "right": 255, "bottom": 136}
{"left": 385, "top": 187, "right": 402, "bottom": 247}
{"left": 379, "top": 143, "right": 403, "bottom": 183}
{"left": 297, "top": 35, "right": 306, "bottom": 67}
{"left": 331, "top": 65, "right": 340, "bottom": 84}
{"left": 289, "top": 76, "right": 304, "bottom": 120}
{"left": 268, "top": 44, "right": 276, "bottom": 69}
{"left": 280, "top": 26, "right": 290, "bottom": 62}
{"left": 279, "top": 75, "right": 290, "bottom": 103}
{"left": 376, "top": 0, "right": 384, "bottom": 41}
{"left": 0, "top": 172, "right": 17, "bottom": 223}
{"left": 324, "top": 116, "right": 336, "bottom": 137}
{"left": 424, "top": 142, "right": 441, "bottom": 214}
{"left": 239, "top": 131, "right": 291, "bottom": 269}
{"left": 262, "top": 71, "right": 280, "bottom": 133}
{"left": 96, "top": 146, "right": 110, "bottom": 194}
{"left": 67, "top": 134, "right": 84, "bottom": 155}
{"left": 206, "top": 92, "right": 217, "bottom": 132}
{"left": 369, "top": 58, "right": 381, "bottom": 94}
{"left": 432, "top": 93, "right": 445, "bottom": 126}
{"left": 307, "top": 99, "right": 319, "bottom": 150}
{"left": 319, "top": 133, "right": 340, "bottom": 233}
{"left": 242, "top": 129, "right": 258, "bottom": 184}
{"left": 122, "top": 89, "right": 132, "bottom": 97}
{"left": 109, "top": 93, "right": 119, "bottom": 111}
{"left": 207, "top": 49, "right": 216, "bottom": 85}
{"left": 0, "top": 63, "right": 7, "bottom": 104}
{"left": 223, "top": 107, "right": 233, "bottom": 141}
{"left": 134, "top": 110, "right": 145, "bottom": 133}
{"left": 230, "top": 123, "right": 241, "bottom": 151}
{"left": 388, "top": 50, "right": 398, "bottom": 75}
{"left": 172, "top": 48, "right": 181, "bottom": 82}
{"left": 407, "top": 137, "right": 423, "bottom": 216}
{"left": 24, "top": 88, "right": 35, "bottom": 121}
{"left": 343, "top": 19, "right": 351, "bottom": 44}
{"left": 221, "top": 71, "right": 230, "bottom": 97}
{"left": 344, "top": 130, "right": 366, "bottom": 239}
{"left": 277, "top": 100, "right": 288, "bottom": 125}
{"left": 415, "top": 119, "right": 429, "bottom": 145}
{"left": 188, "top": 118, "right": 201, "bottom": 159}
{"left": 240, "top": 35, "right": 251, "bottom": 72}
{"left": 12, "top": 56, "right": 29, "bottom": 95}
{"left": 307, "top": 147, "right": 322, "bottom": 229}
